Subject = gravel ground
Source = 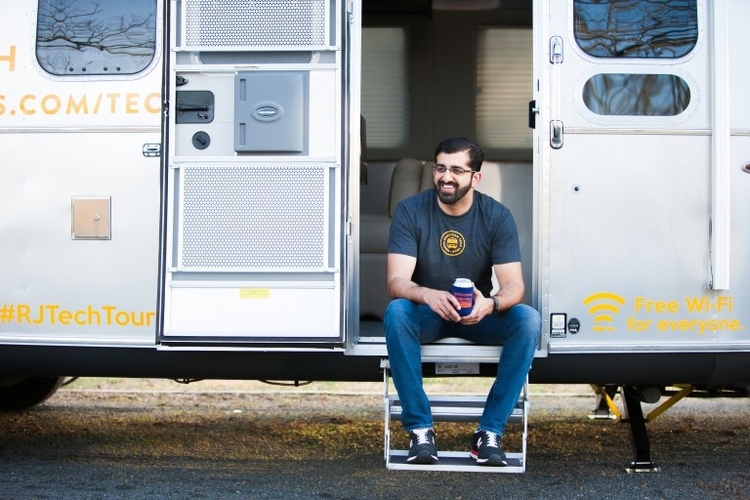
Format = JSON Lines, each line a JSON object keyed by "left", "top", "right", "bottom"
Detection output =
{"left": 0, "top": 379, "right": 748, "bottom": 500}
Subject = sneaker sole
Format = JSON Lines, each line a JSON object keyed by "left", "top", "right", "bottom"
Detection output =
{"left": 406, "top": 450, "right": 439, "bottom": 464}
{"left": 476, "top": 455, "right": 507, "bottom": 466}
{"left": 470, "top": 451, "right": 507, "bottom": 466}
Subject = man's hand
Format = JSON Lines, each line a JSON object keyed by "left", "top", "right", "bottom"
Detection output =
{"left": 423, "top": 288, "right": 464, "bottom": 322}
{"left": 457, "top": 288, "right": 495, "bottom": 325}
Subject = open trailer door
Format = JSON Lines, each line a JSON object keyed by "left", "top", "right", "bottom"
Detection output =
{"left": 535, "top": 0, "right": 749, "bottom": 353}
{"left": 158, "top": 0, "right": 350, "bottom": 346}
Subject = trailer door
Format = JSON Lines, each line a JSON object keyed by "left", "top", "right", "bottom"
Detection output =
{"left": 158, "top": 0, "right": 350, "bottom": 345}
{"left": 536, "top": 1, "right": 748, "bottom": 352}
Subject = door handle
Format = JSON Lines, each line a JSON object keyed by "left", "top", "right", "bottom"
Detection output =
{"left": 142, "top": 143, "right": 161, "bottom": 157}
{"left": 550, "top": 120, "right": 564, "bottom": 149}
{"left": 550, "top": 36, "right": 563, "bottom": 64}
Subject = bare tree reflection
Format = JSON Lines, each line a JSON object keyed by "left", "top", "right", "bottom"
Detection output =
{"left": 584, "top": 74, "right": 691, "bottom": 116}
{"left": 574, "top": 0, "right": 698, "bottom": 59}
{"left": 36, "top": 0, "right": 156, "bottom": 75}
{"left": 575, "top": 1, "right": 697, "bottom": 116}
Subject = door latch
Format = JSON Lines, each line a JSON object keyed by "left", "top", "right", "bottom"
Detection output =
{"left": 550, "top": 120, "right": 564, "bottom": 149}
{"left": 550, "top": 36, "right": 563, "bottom": 64}
{"left": 528, "top": 100, "right": 538, "bottom": 129}
{"left": 175, "top": 91, "right": 215, "bottom": 123}
{"left": 142, "top": 143, "right": 161, "bottom": 157}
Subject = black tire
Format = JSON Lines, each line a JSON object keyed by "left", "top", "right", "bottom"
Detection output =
{"left": 0, "top": 376, "right": 64, "bottom": 411}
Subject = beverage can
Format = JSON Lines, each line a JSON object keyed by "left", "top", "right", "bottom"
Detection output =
{"left": 451, "top": 278, "right": 474, "bottom": 316}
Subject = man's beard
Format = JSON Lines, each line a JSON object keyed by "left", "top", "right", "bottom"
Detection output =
{"left": 435, "top": 181, "right": 471, "bottom": 205}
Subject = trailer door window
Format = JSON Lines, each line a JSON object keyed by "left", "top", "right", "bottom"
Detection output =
{"left": 36, "top": 0, "right": 157, "bottom": 76}
{"left": 574, "top": 0, "right": 698, "bottom": 59}
{"left": 583, "top": 73, "right": 691, "bottom": 116}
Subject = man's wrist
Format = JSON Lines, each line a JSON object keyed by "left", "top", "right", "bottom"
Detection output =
{"left": 490, "top": 296, "right": 499, "bottom": 313}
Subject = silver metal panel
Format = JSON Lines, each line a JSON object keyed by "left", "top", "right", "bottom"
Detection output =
{"left": 545, "top": 134, "right": 714, "bottom": 346}
{"left": 178, "top": 164, "right": 329, "bottom": 270}
{"left": 535, "top": 1, "right": 750, "bottom": 354}
{"left": 182, "top": 0, "right": 328, "bottom": 48}
{"left": 234, "top": 72, "right": 307, "bottom": 153}
{"left": 0, "top": 132, "right": 161, "bottom": 343}
{"left": 165, "top": 283, "right": 340, "bottom": 337}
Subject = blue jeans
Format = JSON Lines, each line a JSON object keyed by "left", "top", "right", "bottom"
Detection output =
{"left": 384, "top": 299, "right": 541, "bottom": 436}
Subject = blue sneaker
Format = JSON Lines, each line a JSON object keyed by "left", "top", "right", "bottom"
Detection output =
{"left": 407, "top": 428, "right": 439, "bottom": 464}
{"left": 470, "top": 430, "right": 507, "bottom": 466}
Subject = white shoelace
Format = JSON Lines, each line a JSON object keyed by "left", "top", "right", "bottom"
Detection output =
{"left": 483, "top": 431, "right": 499, "bottom": 448}
{"left": 413, "top": 428, "right": 432, "bottom": 445}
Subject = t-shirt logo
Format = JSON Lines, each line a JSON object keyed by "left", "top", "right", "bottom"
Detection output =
{"left": 440, "top": 230, "right": 466, "bottom": 256}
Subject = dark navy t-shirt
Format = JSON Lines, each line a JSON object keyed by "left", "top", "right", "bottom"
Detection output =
{"left": 387, "top": 189, "right": 521, "bottom": 296}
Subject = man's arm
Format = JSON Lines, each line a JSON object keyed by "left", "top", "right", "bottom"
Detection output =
{"left": 491, "top": 261, "right": 525, "bottom": 312}
{"left": 451, "top": 261, "right": 525, "bottom": 325}
{"left": 386, "top": 253, "right": 463, "bottom": 321}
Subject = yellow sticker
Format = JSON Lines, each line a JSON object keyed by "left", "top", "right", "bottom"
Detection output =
{"left": 239, "top": 288, "right": 271, "bottom": 299}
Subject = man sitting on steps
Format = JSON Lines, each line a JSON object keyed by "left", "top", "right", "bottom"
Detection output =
{"left": 384, "top": 137, "right": 541, "bottom": 466}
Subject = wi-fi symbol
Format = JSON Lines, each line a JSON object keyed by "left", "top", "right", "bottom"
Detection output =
{"left": 583, "top": 292, "right": 626, "bottom": 332}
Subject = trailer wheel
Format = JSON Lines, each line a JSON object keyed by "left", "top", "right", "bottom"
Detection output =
{"left": 0, "top": 376, "right": 64, "bottom": 411}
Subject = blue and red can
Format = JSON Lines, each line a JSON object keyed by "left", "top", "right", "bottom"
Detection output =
{"left": 452, "top": 278, "right": 474, "bottom": 316}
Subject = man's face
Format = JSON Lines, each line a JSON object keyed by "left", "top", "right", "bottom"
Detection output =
{"left": 433, "top": 150, "right": 476, "bottom": 205}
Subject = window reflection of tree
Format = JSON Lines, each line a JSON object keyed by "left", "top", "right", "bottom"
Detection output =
{"left": 583, "top": 74, "right": 691, "bottom": 116}
{"left": 37, "top": 0, "right": 155, "bottom": 75}
{"left": 574, "top": 0, "right": 698, "bottom": 59}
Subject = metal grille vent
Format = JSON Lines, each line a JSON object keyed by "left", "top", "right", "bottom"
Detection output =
{"left": 180, "top": 165, "right": 327, "bottom": 270}
{"left": 183, "top": 0, "right": 328, "bottom": 48}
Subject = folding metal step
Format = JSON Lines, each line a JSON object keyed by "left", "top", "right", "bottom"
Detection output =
{"left": 382, "top": 359, "right": 528, "bottom": 473}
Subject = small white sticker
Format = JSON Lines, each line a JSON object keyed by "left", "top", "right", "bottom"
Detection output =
{"left": 435, "top": 363, "right": 480, "bottom": 375}
{"left": 551, "top": 313, "right": 566, "bottom": 329}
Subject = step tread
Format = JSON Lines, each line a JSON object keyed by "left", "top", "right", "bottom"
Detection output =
{"left": 388, "top": 396, "right": 526, "bottom": 422}
{"left": 387, "top": 450, "right": 525, "bottom": 473}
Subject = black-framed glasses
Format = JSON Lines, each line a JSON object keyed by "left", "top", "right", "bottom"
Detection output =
{"left": 433, "top": 165, "right": 476, "bottom": 176}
